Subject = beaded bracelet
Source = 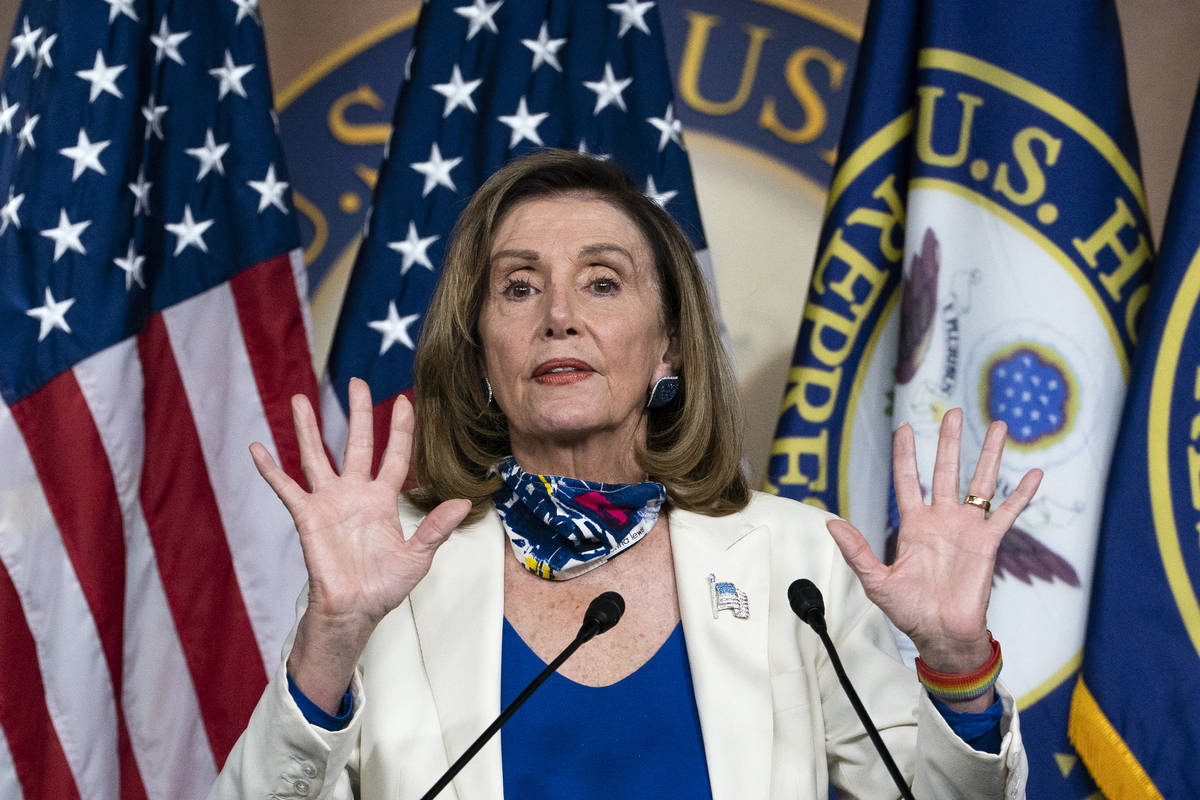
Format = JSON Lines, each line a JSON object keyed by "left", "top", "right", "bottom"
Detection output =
{"left": 914, "top": 634, "right": 1002, "bottom": 702}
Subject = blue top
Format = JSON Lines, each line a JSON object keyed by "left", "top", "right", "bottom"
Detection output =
{"left": 499, "top": 619, "right": 713, "bottom": 799}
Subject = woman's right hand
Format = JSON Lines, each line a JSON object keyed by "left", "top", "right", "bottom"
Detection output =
{"left": 249, "top": 378, "right": 471, "bottom": 713}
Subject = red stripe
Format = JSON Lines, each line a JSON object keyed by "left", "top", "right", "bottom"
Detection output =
{"left": 9, "top": 373, "right": 148, "bottom": 800}
{"left": 0, "top": 559, "right": 81, "bottom": 800}
{"left": 230, "top": 254, "right": 321, "bottom": 487}
{"left": 373, "top": 388, "right": 418, "bottom": 488}
{"left": 137, "top": 313, "right": 267, "bottom": 765}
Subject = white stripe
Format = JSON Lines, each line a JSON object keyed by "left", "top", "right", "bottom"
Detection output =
{"left": 74, "top": 341, "right": 217, "bottom": 800}
{"left": 319, "top": 375, "right": 348, "bottom": 470}
{"left": 161, "top": 282, "right": 308, "bottom": 671}
{"left": 0, "top": 721, "right": 27, "bottom": 800}
{"left": 0, "top": 398, "right": 114, "bottom": 800}
{"left": 289, "top": 247, "right": 315, "bottom": 355}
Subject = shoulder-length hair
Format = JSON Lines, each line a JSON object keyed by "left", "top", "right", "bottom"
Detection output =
{"left": 409, "top": 148, "right": 750, "bottom": 521}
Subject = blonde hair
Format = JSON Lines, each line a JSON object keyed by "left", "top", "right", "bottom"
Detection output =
{"left": 410, "top": 149, "right": 749, "bottom": 521}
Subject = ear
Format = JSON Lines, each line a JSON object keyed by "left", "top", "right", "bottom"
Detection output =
{"left": 651, "top": 332, "right": 680, "bottom": 383}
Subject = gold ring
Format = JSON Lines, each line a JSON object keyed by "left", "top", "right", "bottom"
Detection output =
{"left": 963, "top": 494, "right": 991, "bottom": 512}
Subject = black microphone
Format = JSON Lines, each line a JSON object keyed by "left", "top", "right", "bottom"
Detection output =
{"left": 788, "top": 579, "right": 916, "bottom": 800}
{"left": 419, "top": 592, "right": 626, "bottom": 800}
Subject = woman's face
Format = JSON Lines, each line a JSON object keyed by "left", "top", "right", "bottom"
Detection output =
{"left": 478, "top": 195, "right": 674, "bottom": 462}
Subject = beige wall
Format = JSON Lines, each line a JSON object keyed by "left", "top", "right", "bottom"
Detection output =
{"left": 4, "top": 0, "right": 1198, "bottom": 482}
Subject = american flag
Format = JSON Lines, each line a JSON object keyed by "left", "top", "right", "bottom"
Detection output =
{"left": 0, "top": 1, "right": 316, "bottom": 798}
{"left": 322, "top": 0, "right": 718, "bottom": 452}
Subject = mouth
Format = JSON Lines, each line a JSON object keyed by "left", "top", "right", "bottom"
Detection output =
{"left": 532, "top": 359, "right": 595, "bottom": 384}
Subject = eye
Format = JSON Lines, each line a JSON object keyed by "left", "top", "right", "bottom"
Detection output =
{"left": 590, "top": 276, "right": 620, "bottom": 295}
{"left": 500, "top": 277, "right": 536, "bottom": 299}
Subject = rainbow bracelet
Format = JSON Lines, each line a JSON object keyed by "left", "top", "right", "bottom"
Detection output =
{"left": 915, "top": 634, "right": 1002, "bottom": 702}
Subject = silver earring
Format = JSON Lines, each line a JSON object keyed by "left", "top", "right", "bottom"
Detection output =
{"left": 647, "top": 376, "right": 680, "bottom": 408}
{"left": 482, "top": 376, "right": 493, "bottom": 407}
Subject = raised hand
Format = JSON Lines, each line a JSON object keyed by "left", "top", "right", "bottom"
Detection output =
{"left": 826, "top": 409, "right": 1042, "bottom": 696}
{"left": 249, "top": 378, "right": 470, "bottom": 712}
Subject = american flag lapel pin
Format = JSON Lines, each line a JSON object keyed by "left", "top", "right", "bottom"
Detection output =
{"left": 708, "top": 574, "right": 750, "bottom": 620}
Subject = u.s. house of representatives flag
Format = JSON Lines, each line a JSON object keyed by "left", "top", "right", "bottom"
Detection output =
{"left": 0, "top": 1, "right": 315, "bottom": 797}
{"left": 1069, "top": 81, "right": 1200, "bottom": 800}
{"left": 765, "top": 0, "right": 1150, "bottom": 795}
{"left": 322, "top": 0, "right": 715, "bottom": 450}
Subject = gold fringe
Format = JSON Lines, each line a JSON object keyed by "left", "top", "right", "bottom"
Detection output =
{"left": 1068, "top": 677, "right": 1164, "bottom": 800}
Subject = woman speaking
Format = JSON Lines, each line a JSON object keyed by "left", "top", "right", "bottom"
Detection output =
{"left": 209, "top": 150, "right": 1040, "bottom": 798}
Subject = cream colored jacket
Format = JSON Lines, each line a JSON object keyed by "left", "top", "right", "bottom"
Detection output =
{"left": 209, "top": 491, "right": 1027, "bottom": 799}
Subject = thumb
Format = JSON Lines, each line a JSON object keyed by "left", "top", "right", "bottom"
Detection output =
{"left": 409, "top": 498, "right": 473, "bottom": 556}
{"left": 826, "top": 518, "right": 887, "bottom": 590}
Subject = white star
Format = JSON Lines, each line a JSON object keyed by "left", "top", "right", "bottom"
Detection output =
{"left": 34, "top": 32, "right": 55, "bottom": 76}
{"left": 209, "top": 49, "right": 253, "bottom": 100}
{"left": 498, "top": 96, "right": 549, "bottom": 148}
{"left": 17, "top": 113, "right": 38, "bottom": 154}
{"left": 229, "top": 0, "right": 260, "bottom": 25}
{"left": 150, "top": 17, "right": 189, "bottom": 66}
{"left": 0, "top": 187, "right": 23, "bottom": 234}
{"left": 58, "top": 128, "right": 111, "bottom": 181}
{"left": 247, "top": 163, "right": 289, "bottom": 214}
{"left": 522, "top": 22, "right": 566, "bottom": 72}
{"left": 142, "top": 96, "right": 168, "bottom": 139}
{"left": 454, "top": 0, "right": 502, "bottom": 40}
{"left": 431, "top": 64, "right": 482, "bottom": 118}
{"left": 186, "top": 128, "right": 230, "bottom": 180}
{"left": 76, "top": 50, "right": 126, "bottom": 102}
{"left": 40, "top": 208, "right": 90, "bottom": 262}
{"left": 607, "top": 0, "right": 654, "bottom": 37}
{"left": 410, "top": 143, "right": 461, "bottom": 197}
{"left": 103, "top": 0, "right": 138, "bottom": 24}
{"left": 165, "top": 204, "right": 215, "bottom": 255}
{"left": 9, "top": 17, "right": 41, "bottom": 68}
{"left": 0, "top": 95, "right": 17, "bottom": 135}
{"left": 368, "top": 301, "right": 420, "bottom": 354}
{"left": 26, "top": 287, "right": 75, "bottom": 342}
{"left": 387, "top": 222, "right": 439, "bottom": 275}
{"left": 113, "top": 240, "right": 146, "bottom": 290}
{"left": 643, "top": 175, "right": 676, "bottom": 208}
{"left": 647, "top": 102, "right": 683, "bottom": 152}
{"left": 583, "top": 63, "right": 633, "bottom": 115}
{"left": 577, "top": 140, "right": 611, "bottom": 161}
{"left": 128, "top": 166, "right": 152, "bottom": 215}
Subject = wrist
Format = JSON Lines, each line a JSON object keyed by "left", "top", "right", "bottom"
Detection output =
{"left": 915, "top": 632, "right": 1002, "bottom": 705}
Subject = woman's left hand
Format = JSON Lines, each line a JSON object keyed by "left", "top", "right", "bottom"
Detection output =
{"left": 826, "top": 408, "right": 1042, "bottom": 692}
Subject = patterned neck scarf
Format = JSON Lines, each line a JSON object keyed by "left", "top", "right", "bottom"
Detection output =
{"left": 491, "top": 456, "right": 667, "bottom": 581}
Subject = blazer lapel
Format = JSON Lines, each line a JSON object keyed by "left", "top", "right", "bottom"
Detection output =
{"left": 408, "top": 512, "right": 506, "bottom": 800}
{"left": 670, "top": 507, "right": 774, "bottom": 800}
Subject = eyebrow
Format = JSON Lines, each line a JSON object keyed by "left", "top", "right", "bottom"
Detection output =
{"left": 489, "top": 243, "right": 635, "bottom": 264}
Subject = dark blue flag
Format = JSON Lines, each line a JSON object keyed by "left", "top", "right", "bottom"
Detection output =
{"left": 1069, "top": 79, "right": 1200, "bottom": 800}
{"left": 766, "top": 1, "right": 1151, "bottom": 795}
{"left": 320, "top": 0, "right": 716, "bottom": 455}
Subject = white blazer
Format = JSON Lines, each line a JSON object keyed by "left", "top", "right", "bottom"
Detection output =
{"left": 210, "top": 492, "right": 1027, "bottom": 800}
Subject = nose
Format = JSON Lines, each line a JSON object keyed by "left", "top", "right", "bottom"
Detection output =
{"left": 542, "top": 282, "right": 579, "bottom": 338}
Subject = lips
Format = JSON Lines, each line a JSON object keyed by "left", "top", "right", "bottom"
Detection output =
{"left": 532, "top": 358, "right": 595, "bottom": 384}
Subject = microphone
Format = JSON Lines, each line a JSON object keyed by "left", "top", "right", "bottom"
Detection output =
{"left": 419, "top": 592, "right": 626, "bottom": 800}
{"left": 788, "top": 579, "right": 916, "bottom": 800}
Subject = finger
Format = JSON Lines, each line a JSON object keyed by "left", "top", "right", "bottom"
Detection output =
{"left": 342, "top": 377, "right": 375, "bottom": 478}
{"left": 250, "top": 441, "right": 308, "bottom": 513}
{"left": 376, "top": 394, "right": 415, "bottom": 490}
{"left": 292, "top": 393, "right": 335, "bottom": 490}
{"left": 930, "top": 408, "right": 963, "bottom": 503}
{"left": 891, "top": 422, "right": 926, "bottom": 513}
{"left": 826, "top": 518, "right": 889, "bottom": 593}
{"left": 988, "top": 468, "right": 1044, "bottom": 531}
{"left": 965, "top": 419, "right": 1007, "bottom": 501}
{"left": 408, "top": 498, "right": 473, "bottom": 556}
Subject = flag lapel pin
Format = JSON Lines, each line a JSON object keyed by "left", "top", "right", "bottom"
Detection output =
{"left": 708, "top": 574, "right": 750, "bottom": 620}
